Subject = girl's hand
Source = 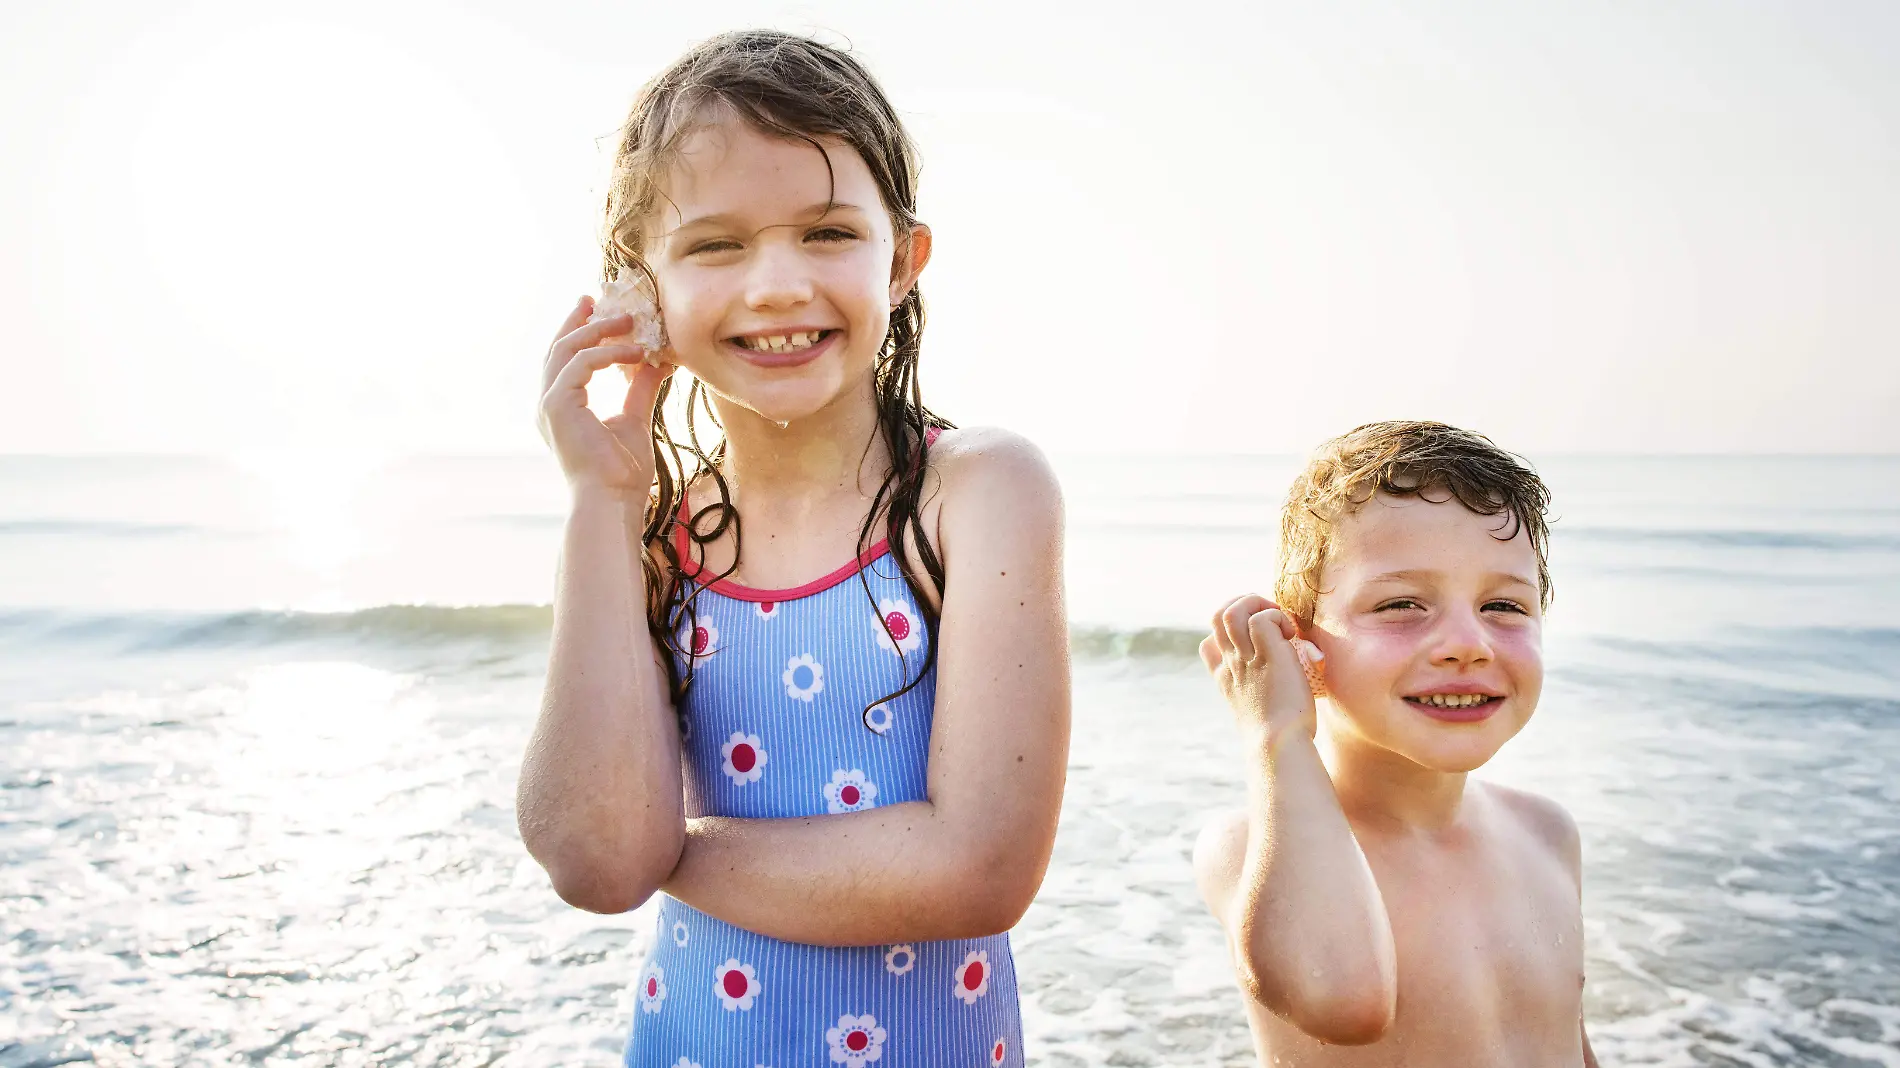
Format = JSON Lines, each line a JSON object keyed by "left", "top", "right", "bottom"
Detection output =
{"left": 1200, "top": 594, "right": 1325, "bottom": 744}
{"left": 538, "top": 296, "right": 672, "bottom": 496}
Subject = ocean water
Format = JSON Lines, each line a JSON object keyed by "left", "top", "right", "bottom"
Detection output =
{"left": 2, "top": 453, "right": 1896, "bottom": 1067}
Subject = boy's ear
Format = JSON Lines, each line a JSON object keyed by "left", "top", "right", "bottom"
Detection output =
{"left": 1290, "top": 619, "right": 1328, "bottom": 697}
{"left": 889, "top": 223, "right": 932, "bottom": 307}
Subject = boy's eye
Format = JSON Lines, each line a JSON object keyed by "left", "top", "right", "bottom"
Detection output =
{"left": 1483, "top": 599, "right": 1529, "bottom": 615}
{"left": 806, "top": 226, "right": 858, "bottom": 243}
{"left": 1375, "top": 598, "right": 1423, "bottom": 612}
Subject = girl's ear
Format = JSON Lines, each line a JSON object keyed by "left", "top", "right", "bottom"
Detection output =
{"left": 888, "top": 223, "right": 932, "bottom": 307}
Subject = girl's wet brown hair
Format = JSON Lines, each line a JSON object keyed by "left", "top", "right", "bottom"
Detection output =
{"left": 1276, "top": 420, "right": 1553, "bottom": 626}
{"left": 603, "top": 30, "right": 950, "bottom": 724}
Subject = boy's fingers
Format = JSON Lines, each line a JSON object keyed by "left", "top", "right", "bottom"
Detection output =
{"left": 1246, "top": 608, "right": 1293, "bottom": 665}
{"left": 1198, "top": 634, "right": 1222, "bottom": 673}
{"left": 1208, "top": 596, "right": 1247, "bottom": 654}
{"left": 1220, "top": 597, "right": 1265, "bottom": 660}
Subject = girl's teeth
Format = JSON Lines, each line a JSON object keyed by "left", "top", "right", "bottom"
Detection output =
{"left": 744, "top": 331, "right": 821, "bottom": 352}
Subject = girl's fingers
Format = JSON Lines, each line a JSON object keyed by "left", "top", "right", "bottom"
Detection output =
{"left": 543, "top": 312, "right": 637, "bottom": 387}
{"left": 546, "top": 343, "right": 645, "bottom": 402}
{"left": 621, "top": 361, "right": 674, "bottom": 418}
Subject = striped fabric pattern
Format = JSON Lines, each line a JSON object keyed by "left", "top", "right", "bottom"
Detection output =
{"left": 624, "top": 551, "right": 1024, "bottom": 1068}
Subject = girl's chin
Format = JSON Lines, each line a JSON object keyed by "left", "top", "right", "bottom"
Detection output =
{"left": 678, "top": 361, "right": 865, "bottom": 425}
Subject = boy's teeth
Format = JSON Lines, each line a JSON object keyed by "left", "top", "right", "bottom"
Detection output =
{"left": 1418, "top": 693, "right": 1492, "bottom": 708}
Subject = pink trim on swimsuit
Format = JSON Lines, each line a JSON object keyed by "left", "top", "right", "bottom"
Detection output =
{"left": 673, "top": 427, "right": 941, "bottom": 604}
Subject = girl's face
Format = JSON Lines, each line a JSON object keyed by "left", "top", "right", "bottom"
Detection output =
{"left": 643, "top": 119, "right": 928, "bottom": 427}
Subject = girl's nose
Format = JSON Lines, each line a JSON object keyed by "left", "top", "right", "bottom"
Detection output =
{"left": 744, "top": 240, "right": 815, "bottom": 310}
{"left": 1429, "top": 607, "right": 1495, "bottom": 667}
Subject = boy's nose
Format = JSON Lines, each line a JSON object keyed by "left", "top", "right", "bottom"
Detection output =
{"left": 744, "top": 241, "right": 815, "bottom": 310}
{"left": 1429, "top": 608, "right": 1495, "bottom": 666}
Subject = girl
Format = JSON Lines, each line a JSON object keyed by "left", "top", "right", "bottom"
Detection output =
{"left": 518, "top": 31, "right": 1071, "bottom": 1068}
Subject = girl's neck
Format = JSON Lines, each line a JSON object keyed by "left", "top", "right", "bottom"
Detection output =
{"left": 708, "top": 374, "right": 888, "bottom": 509}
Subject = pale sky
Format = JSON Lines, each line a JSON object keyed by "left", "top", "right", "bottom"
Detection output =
{"left": 3, "top": 0, "right": 1896, "bottom": 456}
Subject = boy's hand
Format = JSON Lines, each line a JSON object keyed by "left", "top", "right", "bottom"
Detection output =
{"left": 1200, "top": 595, "right": 1325, "bottom": 743}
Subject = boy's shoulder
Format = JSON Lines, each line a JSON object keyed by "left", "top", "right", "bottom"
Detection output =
{"left": 1475, "top": 780, "right": 1582, "bottom": 882}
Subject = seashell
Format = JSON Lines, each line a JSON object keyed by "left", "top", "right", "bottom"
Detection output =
{"left": 588, "top": 265, "right": 666, "bottom": 371}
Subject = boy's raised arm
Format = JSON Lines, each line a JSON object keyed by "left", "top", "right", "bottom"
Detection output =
{"left": 1196, "top": 595, "right": 1399, "bottom": 1045}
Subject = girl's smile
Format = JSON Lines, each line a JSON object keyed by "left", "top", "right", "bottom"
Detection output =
{"left": 724, "top": 327, "right": 841, "bottom": 368}
{"left": 642, "top": 117, "right": 929, "bottom": 429}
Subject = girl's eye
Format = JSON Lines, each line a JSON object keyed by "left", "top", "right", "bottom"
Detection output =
{"left": 1483, "top": 600, "right": 1529, "bottom": 615}
{"left": 1376, "top": 599, "right": 1423, "bottom": 612}
{"left": 806, "top": 227, "right": 858, "bottom": 243}
{"left": 687, "top": 239, "right": 742, "bottom": 255}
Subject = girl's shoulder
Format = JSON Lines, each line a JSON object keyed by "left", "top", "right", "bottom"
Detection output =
{"left": 926, "top": 426, "right": 1063, "bottom": 554}
{"left": 927, "top": 426, "right": 1063, "bottom": 505}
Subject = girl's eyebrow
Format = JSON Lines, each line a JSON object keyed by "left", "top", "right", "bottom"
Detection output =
{"left": 670, "top": 202, "right": 868, "bottom": 233}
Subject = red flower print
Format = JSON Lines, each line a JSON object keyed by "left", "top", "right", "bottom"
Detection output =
{"left": 637, "top": 962, "right": 666, "bottom": 1014}
{"left": 712, "top": 958, "right": 759, "bottom": 1011}
{"left": 873, "top": 598, "right": 922, "bottom": 656}
{"left": 952, "top": 949, "right": 991, "bottom": 1005}
{"left": 825, "top": 1014, "right": 886, "bottom": 1066}
{"left": 720, "top": 732, "right": 768, "bottom": 786}
{"left": 823, "top": 769, "right": 878, "bottom": 814}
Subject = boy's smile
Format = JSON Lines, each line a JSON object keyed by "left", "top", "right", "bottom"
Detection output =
{"left": 1307, "top": 492, "right": 1544, "bottom": 773}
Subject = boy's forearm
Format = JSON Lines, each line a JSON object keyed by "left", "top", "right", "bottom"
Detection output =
{"left": 664, "top": 803, "right": 1038, "bottom": 946}
{"left": 518, "top": 488, "right": 684, "bottom": 912}
{"left": 1231, "top": 727, "right": 1397, "bottom": 1041}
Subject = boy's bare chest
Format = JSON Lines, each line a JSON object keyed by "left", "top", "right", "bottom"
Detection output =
{"left": 1370, "top": 836, "right": 1585, "bottom": 1061}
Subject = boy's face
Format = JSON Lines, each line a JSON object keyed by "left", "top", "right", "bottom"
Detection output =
{"left": 1306, "top": 493, "right": 1544, "bottom": 774}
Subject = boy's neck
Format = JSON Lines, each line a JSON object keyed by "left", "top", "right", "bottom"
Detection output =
{"left": 1319, "top": 722, "right": 1471, "bottom": 832}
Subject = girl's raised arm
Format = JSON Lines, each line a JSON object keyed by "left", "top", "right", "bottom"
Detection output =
{"left": 517, "top": 298, "right": 684, "bottom": 914}
{"left": 659, "top": 429, "right": 1072, "bottom": 945}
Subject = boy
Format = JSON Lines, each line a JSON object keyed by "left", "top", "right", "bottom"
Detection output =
{"left": 1194, "top": 421, "right": 1597, "bottom": 1067}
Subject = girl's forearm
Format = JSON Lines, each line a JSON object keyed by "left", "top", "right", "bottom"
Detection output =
{"left": 1231, "top": 728, "right": 1397, "bottom": 1042}
{"left": 518, "top": 487, "right": 684, "bottom": 913}
{"left": 663, "top": 802, "right": 1039, "bottom": 946}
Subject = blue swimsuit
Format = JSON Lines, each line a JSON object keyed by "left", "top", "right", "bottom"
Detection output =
{"left": 624, "top": 523, "right": 1023, "bottom": 1068}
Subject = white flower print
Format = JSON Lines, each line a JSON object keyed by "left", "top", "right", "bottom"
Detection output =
{"left": 873, "top": 598, "right": 923, "bottom": 656}
{"left": 783, "top": 654, "right": 824, "bottom": 702}
{"left": 825, "top": 1014, "right": 887, "bottom": 1066}
{"left": 822, "top": 769, "right": 878, "bottom": 814}
{"left": 720, "top": 732, "right": 768, "bottom": 786}
{"left": 638, "top": 963, "right": 667, "bottom": 1014}
{"left": 712, "top": 958, "right": 759, "bottom": 1011}
{"left": 863, "top": 702, "right": 895, "bottom": 735}
{"left": 682, "top": 618, "right": 719, "bottom": 660}
{"left": 883, "top": 943, "right": 916, "bottom": 977}
{"left": 754, "top": 600, "right": 780, "bottom": 621}
{"left": 991, "top": 1038, "right": 1007, "bottom": 1065}
{"left": 952, "top": 949, "right": 991, "bottom": 1005}
{"left": 672, "top": 920, "right": 689, "bottom": 948}
{"left": 670, "top": 1059, "right": 700, "bottom": 1068}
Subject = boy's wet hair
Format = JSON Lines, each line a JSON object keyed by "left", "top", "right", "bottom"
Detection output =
{"left": 606, "top": 30, "right": 950, "bottom": 727}
{"left": 1277, "top": 421, "right": 1552, "bottom": 625}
